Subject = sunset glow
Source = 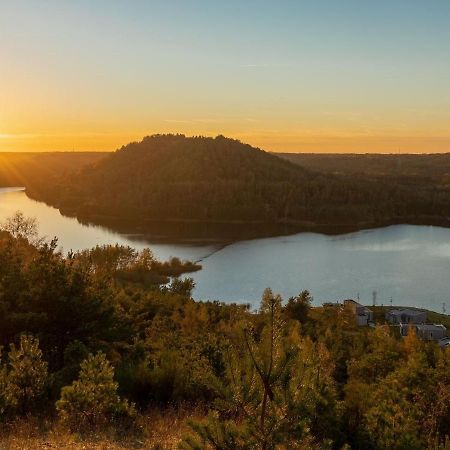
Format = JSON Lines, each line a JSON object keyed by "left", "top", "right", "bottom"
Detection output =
{"left": 1, "top": 1, "right": 450, "bottom": 153}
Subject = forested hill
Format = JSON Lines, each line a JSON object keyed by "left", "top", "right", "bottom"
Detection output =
{"left": 26, "top": 135, "right": 450, "bottom": 234}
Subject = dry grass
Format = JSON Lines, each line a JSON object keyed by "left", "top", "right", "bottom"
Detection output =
{"left": 0, "top": 407, "right": 205, "bottom": 450}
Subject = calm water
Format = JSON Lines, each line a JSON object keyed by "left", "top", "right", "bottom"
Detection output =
{"left": 1, "top": 187, "right": 450, "bottom": 312}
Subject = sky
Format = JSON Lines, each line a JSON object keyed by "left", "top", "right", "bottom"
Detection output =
{"left": 1, "top": 0, "right": 450, "bottom": 153}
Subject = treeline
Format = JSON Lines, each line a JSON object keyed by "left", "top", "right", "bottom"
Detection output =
{"left": 25, "top": 135, "right": 450, "bottom": 238}
{"left": 279, "top": 152, "right": 450, "bottom": 180}
{"left": 1, "top": 214, "right": 450, "bottom": 449}
{"left": 280, "top": 153, "right": 450, "bottom": 226}
{"left": 0, "top": 152, "right": 104, "bottom": 187}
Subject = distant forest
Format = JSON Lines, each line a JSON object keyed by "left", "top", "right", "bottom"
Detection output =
{"left": 0, "top": 152, "right": 103, "bottom": 188}
{"left": 3, "top": 136, "right": 450, "bottom": 239}
{"left": 279, "top": 152, "right": 450, "bottom": 180}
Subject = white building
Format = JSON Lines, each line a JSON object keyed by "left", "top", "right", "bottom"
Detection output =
{"left": 438, "top": 337, "right": 450, "bottom": 348}
{"left": 400, "top": 323, "right": 447, "bottom": 341}
{"left": 344, "top": 299, "right": 374, "bottom": 326}
{"left": 385, "top": 308, "right": 427, "bottom": 325}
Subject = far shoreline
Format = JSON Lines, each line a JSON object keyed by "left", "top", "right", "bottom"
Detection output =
{"left": 24, "top": 188, "right": 450, "bottom": 245}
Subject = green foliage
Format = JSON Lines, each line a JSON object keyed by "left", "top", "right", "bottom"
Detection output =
{"left": 74, "top": 244, "right": 200, "bottom": 288}
{"left": 0, "top": 335, "right": 48, "bottom": 417}
{"left": 26, "top": 135, "right": 450, "bottom": 241}
{"left": 166, "top": 277, "right": 196, "bottom": 297}
{"left": 285, "top": 290, "right": 312, "bottom": 324}
{"left": 1, "top": 222, "right": 450, "bottom": 447}
{"left": 182, "top": 289, "right": 337, "bottom": 449}
{"left": 56, "top": 352, "right": 135, "bottom": 431}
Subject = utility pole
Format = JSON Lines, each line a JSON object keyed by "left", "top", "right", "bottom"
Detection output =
{"left": 372, "top": 290, "right": 377, "bottom": 307}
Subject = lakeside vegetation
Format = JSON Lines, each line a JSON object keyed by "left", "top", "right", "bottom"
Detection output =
{"left": 15, "top": 135, "right": 450, "bottom": 241}
{"left": 1, "top": 213, "right": 450, "bottom": 449}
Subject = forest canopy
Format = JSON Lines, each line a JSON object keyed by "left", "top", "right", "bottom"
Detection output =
{"left": 21, "top": 135, "right": 450, "bottom": 238}
{"left": 0, "top": 215, "right": 450, "bottom": 448}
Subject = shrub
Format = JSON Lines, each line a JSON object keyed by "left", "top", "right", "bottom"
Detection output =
{"left": 56, "top": 352, "right": 135, "bottom": 431}
{"left": 0, "top": 335, "right": 48, "bottom": 416}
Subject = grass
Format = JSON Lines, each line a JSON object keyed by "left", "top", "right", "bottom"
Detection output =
{"left": 0, "top": 407, "right": 204, "bottom": 450}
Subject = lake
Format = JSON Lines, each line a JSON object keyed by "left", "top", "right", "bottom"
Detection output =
{"left": 1, "top": 187, "right": 450, "bottom": 312}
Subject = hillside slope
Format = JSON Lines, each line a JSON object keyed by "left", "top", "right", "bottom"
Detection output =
{"left": 0, "top": 152, "right": 106, "bottom": 187}
{"left": 26, "top": 135, "right": 450, "bottom": 236}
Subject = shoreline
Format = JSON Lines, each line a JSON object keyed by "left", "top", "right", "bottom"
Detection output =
{"left": 25, "top": 188, "right": 450, "bottom": 245}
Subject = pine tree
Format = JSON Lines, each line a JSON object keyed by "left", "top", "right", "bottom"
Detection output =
{"left": 181, "top": 288, "right": 336, "bottom": 450}
{"left": 56, "top": 352, "right": 135, "bottom": 431}
{"left": 6, "top": 334, "right": 48, "bottom": 415}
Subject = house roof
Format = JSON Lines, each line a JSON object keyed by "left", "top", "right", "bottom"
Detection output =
{"left": 415, "top": 324, "right": 447, "bottom": 332}
{"left": 344, "top": 299, "right": 372, "bottom": 312}
{"left": 388, "top": 309, "right": 426, "bottom": 317}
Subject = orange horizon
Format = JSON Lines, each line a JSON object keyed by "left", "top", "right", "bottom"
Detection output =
{"left": 0, "top": 130, "right": 450, "bottom": 154}
{"left": 2, "top": 3, "right": 450, "bottom": 156}
{"left": 1, "top": 132, "right": 450, "bottom": 154}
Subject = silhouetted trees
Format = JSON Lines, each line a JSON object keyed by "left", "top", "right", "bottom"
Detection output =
{"left": 25, "top": 135, "right": 450, "bottom": 238}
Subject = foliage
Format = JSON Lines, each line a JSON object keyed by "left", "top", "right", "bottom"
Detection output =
{"left": 56, "top": 352, "right": 135, "bottom": 431}
{"left": 285, "top": 290, "right": 313, "bottom": 324}
{"left": 0, "top": 211, "right": 39, "bottom": 243}
{"left": 181, "top": 289, "right": 337, "bottom": 449}
{"left": 0, "top": 335, "right": 48, "bottom": 417}
{"left": 0, "top": 219, "right": 450, "bottom": 447}
{"left": 25, "top": 135, "right": 450, "bottom": 238}
{"left": 0, "top": 152, "right": 103, "bottom": 188}
{"left": 74, "top": 244, "right": 200, "bottom": 287}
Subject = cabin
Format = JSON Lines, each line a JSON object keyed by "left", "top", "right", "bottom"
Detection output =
{"left": 344, "top": 299, "right": 373, "bottom": 326}
{"left": 400, "top": 323, "right": 447, "bottom": 341}
{"left": 385, "top": 308, "right": 427, "bottom": 324}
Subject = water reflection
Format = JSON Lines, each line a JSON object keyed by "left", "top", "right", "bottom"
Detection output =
{"left": 1, "top": 188, "right": 450, "bottom": 312}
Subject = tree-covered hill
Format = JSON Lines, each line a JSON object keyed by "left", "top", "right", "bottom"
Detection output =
{"left": 25, "top": 134, "right": 450, "bottom": 235}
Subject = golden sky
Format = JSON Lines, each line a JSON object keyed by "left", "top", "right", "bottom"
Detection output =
{"left": 1, "top": 1, "right": 450, "bottom": 153}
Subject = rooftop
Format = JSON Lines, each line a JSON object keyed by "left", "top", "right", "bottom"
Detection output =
{"left": 388, "top": 309, "right": 426, "bottom": 317}
{"left": 415, "top": 324, "right": 447, "bottom": 331}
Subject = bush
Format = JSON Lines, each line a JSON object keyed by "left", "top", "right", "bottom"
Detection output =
{"left": 56, "top": 352, "right": 135, "bottom": 432}
{"left": 0, "top": 335, "right": 48, "bottom": 417}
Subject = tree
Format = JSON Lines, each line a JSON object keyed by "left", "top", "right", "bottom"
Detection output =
{"left": 4, "top": 335, "right": 48, "bottom": 415}
{"left": 25, "top": 239, "right": 119, "bottom": 370}
{"left": 182, "top": 289, "right": 336, "bottom": 449}
{"left": 285, "top": 290, "right": 312, "bottom": 324}
{"left": 0, "top": 211, "right": 38, "bottom": 243}
{"left": 0, "top": 364, "right": 11, "bottom": 419}
{"left": 167, "top": 277, "right": 195, "bottom": 297}
{"left": 56, "top": 352, "right": 135, "bottom": 431}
